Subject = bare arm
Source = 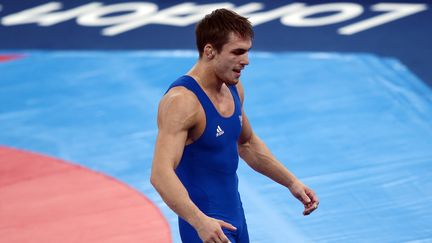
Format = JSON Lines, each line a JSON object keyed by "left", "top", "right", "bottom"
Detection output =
{"left": 236, "top": 82, "right": 319, "bottom": 216}
{"left": 150, "top": 87, "right": 235, "bottom": 242}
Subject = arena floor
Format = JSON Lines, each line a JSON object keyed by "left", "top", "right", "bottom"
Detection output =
{"left": 1, "top": 50, "right": 431, "bottom": 242}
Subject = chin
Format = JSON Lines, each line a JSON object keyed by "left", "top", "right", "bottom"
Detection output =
{"left": 225, "top": 80, "right": 238, "bottom": 86}
{"left": 226, "top": 77, "right": 240, "bottom": 86}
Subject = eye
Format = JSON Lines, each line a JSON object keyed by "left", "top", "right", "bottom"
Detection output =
{"left": 232, "top": 49, "right": 247, "bottom": 55}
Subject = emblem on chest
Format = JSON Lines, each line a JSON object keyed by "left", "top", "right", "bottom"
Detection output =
{"left": 216, "top": 125, "right": 225, "bottom": 137}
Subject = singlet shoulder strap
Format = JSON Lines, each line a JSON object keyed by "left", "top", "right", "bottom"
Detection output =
{"left": 228, "top": 85, "right": 241, "bottom": 104}
{"left": 228, "top": 85, "right": 243, "bottom": 116}
{"left": 166, "top": 75, "right": 214, "bottom": 113}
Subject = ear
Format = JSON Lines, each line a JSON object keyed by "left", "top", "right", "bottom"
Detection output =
{"left": 204, "top": 44, "right": 215, "bottom": 59}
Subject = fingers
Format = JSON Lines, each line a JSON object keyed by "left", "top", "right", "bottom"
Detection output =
{"left": 297, "top": 191, "right": 311, "bottom": 205}
{"left": 216, "top": 230, "right": 231, "bottom": 243}
{"left": 292, "top": 184, "right": 317, "bottom": 216}
{"left": 303, "top": 189, "right": 319, "bottom": 216}
{"left": 207, "top": 229, "right": 229, "bottom": 243}
{"left": 303, "top": 201, "right": 318, "bottom": 216}
{"left": 217, "top": 220, "right": 235, "bottom": 243}
{"left": 218, "top": 219, "right": 237, "bottom": 231}
{"left": 201, "top": 219, "right": 234, "bottom": 243}
{"left": 216, "top": 220, "right": 235, "bottom": 243}
{"left": 205, "top": 232, "right": 228, "bottom": 243}
{"left": 301, "top": 187, "right": 319, "bottom": 216}
{"left": 306, "top": 188, "right": 319, "bottom": 205}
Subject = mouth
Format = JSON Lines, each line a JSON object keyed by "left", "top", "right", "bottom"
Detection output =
{"left": 233, "top": 68, "right": 242, "bottom": 76}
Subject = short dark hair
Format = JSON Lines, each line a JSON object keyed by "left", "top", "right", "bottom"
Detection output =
{"left": 195, "top": 9, "right": 254, "bottom": 57}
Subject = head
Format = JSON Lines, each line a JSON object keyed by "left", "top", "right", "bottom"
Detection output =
{"left": 195, "top": 9, "right": 254, "bottom": 84}
{"left": 196, "top": 9, "right": 254, "bottom": 58}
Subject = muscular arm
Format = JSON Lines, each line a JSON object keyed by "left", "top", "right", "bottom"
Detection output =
{"left": 236, "top": 82, "right": 319, "bottom": 215}
{"left": 150, "top": 87, "right": 235, "bottom": 242}
{"left": 150, "top": 88, "right": 205, "bottom": 226}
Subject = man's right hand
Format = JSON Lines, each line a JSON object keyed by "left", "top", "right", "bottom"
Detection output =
{"left": 195, "top": 216, "right": 237, "bottom": 243}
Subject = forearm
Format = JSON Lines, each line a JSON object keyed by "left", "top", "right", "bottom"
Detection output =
{"left": 239, "top": 133, "right": 300, "bottom": 188}
{"left": 150, "top": 167, "right": 205, "bottom": 228}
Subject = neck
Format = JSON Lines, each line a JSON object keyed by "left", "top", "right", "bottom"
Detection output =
{"left": 187, "top": 60, "right": 224, "bottom": 93}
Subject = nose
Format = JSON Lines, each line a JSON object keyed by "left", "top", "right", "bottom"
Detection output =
{"left": 241, "top": 52, "right": 249, "bottom": 66}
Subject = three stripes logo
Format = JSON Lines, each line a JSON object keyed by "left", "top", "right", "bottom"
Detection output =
{"left": 216, "top": 125, "right": 225, "bottom": 137}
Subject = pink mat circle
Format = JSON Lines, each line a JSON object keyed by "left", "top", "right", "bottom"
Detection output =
{"left": 0, "top": 146, "right": 171, "bottom": 243}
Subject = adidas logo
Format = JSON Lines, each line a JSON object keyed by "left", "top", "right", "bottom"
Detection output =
{"left": 216, "top": 125, "right": 225, "bottom": 137}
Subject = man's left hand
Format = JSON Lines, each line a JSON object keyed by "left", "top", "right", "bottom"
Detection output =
{"left": 289, "top": 181, "right": 319, "bottom": 216}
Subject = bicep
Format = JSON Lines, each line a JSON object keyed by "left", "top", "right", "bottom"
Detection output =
{"left": 236, "top": 81, "right": 254, "bottom": 145}
{"left": 153, "top": 128, "right": 187, "bottom": 170}
{"left": 238, "top": 109, "right": 253, "bottom": 146}
{"left": 153, "top": 90, "right": 197, "bottom": 170}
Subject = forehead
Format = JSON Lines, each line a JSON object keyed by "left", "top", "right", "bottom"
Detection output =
{"left": 223, "top": 32, "right": 252, "bottom": 51}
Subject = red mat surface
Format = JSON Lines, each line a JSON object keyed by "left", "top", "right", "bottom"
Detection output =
{"left": 0, "top": 146, "right": 171, "bottom": 243}
{"left": 0, "top": 55, "right": 22, "bottom": 62}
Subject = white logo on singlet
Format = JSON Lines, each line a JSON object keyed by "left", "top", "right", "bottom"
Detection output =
{"left": 216, "top": 125, "right": 225, "bottom": 137}
{"left": 239, "top": 115, "right": 243, "bottom": 126}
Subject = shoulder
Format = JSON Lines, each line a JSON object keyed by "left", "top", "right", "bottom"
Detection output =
{"left": 158, "top": 86, "right": 201, "bottom": 130}
{"left": 160, "top": 86, "right": 199, "bottom": 109}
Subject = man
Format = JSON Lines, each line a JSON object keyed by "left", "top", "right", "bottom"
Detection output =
{"left": 151, "top": 8, "right": 319, "bottom": 243}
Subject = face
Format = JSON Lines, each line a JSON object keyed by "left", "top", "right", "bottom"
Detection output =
{"left": 211, "top": 33, "right": 252, "bottom": 85}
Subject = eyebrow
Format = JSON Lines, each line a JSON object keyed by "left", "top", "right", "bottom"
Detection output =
{"left": 231, "top": 47, "right": 252, "bottom": 53}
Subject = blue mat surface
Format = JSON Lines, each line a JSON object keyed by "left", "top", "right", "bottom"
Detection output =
{"left": 1, "top": 51, "right": 431, "bottom": 242}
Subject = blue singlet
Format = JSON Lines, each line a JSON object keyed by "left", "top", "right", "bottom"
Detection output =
{"left": 167, "top": 75, "right": 249, "bottom": 242}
